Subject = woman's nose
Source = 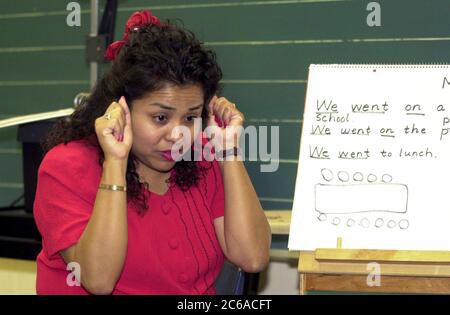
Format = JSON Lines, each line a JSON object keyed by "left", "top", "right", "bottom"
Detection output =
{"left": 165, "top": 123, "right": 188, "bottom": 143}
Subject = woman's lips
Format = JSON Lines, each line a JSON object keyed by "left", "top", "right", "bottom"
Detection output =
{"left": 160, "top": 150, "right": 174, "bottom": 161}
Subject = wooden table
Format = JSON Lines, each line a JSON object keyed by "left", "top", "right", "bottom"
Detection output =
{"left": 264, "top": 210, "right": 291, "bottom": 235}
{"left": 264, "top": 210, "right": 299, "bottom": 262}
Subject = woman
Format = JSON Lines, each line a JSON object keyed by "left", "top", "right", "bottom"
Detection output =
{"left": 33, "top": 10, "right": 271, "bottom": 295}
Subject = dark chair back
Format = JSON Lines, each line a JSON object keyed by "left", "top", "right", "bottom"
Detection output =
{"left": 215, "top": 260, "right": 259, "bottom": 295}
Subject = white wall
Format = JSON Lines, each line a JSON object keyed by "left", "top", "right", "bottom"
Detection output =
{"left": 257, "top": 250, "right": 299, "bottom": 295}
{"left": 0, "top": 258, "right": 36, "bottom": 295}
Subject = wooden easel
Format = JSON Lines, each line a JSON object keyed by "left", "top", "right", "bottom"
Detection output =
{"left": 298, "top": 237, "right": 450, "bottom": 294}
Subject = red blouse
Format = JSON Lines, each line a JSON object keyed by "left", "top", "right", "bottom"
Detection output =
{"left": 33, "top": 136, "right": 225, "bottom": 294}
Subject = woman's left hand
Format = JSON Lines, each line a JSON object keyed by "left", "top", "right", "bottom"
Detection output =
{"left": 206, "top": 96, "right": 245, "bottom": 150}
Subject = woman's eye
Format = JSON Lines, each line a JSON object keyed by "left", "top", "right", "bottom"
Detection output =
{"left": 186, "top": 116, "right": 200, "bottom": 122}
{"left": 153, "top": 115, "right": 167, "bottom": 123}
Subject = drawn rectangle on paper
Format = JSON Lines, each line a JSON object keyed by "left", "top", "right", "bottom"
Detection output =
{"left": 315, "top": 184, "right": 408, "bottom": 214}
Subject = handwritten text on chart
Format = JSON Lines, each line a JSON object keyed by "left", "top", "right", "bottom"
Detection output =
{"left": 309, "top": 99, "right": 450, "bottom": 160}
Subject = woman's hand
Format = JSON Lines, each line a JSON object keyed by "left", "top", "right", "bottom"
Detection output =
{"left": 95, "top": 96, "right": 133, "bottom": 161}
{"left": 206, "top": 96, "right": 245, "bottom": 150}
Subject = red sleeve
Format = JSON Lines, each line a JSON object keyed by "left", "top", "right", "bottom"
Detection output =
{"left": 33, "top": 142, "right": 98, "bottom": 260}
{"left": 208, "top": 159, "right": 225, "bottom": 219}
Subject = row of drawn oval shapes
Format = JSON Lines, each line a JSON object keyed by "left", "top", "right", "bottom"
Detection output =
{"left": 321, "top": 168, "right": 392, "bottom": 183}
{"left": 317, "top": 214, "right": 409, "bottom": 229}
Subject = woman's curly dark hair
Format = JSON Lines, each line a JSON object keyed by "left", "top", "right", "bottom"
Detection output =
{"left": 42, "top": 20, "right": 223, "bottom": 215}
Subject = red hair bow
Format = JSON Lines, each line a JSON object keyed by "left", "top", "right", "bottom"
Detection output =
{"left": 105, "top": 10, "right": 161, "bottom": 61}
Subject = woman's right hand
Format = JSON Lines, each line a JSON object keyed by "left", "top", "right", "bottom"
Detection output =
{"left": 95, "top": 96, "right": 133, "bottom": 161}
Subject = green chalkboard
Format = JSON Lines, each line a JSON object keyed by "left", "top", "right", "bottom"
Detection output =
{"left": 1, "top": 0, "right": 450, "bottom": 220}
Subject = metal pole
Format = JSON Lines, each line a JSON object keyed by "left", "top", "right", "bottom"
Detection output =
{"left": 90, "top": 0, "right": 99, "bottom": 88}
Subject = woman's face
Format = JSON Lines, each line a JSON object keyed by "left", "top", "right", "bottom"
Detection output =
{"left": 130, "top": 83, "right": 204, "bottom": 176}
